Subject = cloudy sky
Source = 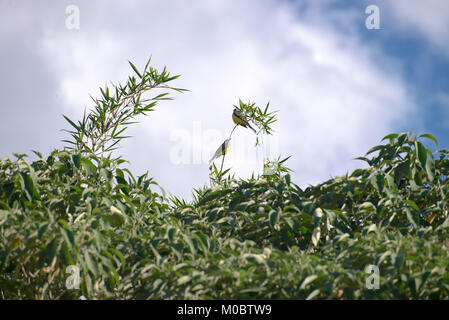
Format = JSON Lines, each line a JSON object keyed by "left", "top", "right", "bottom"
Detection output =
{"left": 1, "top": 0, "right": 448, "bottom": 199}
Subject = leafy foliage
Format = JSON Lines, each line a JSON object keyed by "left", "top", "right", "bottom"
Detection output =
{"left": 208, "top": 99, "right": 278, "bottom": 181}
{"left": 62, "top": 57, "right": 186, "bottom": 156}
{"left": 1, "top": 59, "right": 449, "bottom": 299}
{"left": 233, "top": 99, "right": 277, "bottom": 139}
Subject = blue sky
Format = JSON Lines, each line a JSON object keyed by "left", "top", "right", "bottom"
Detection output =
{"left": 358, "top": 1, "right": 449, "bottom": 148}
{"left": 1, "top": 0, "right": 448, "bottom": 199}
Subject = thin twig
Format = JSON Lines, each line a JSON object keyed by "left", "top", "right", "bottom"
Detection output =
{"left": 219, "top": 153, "right": 225, "bottom": 180}
{"left": 219, "top": 124, "right": 238, "bottom": 179}
{"left": 229, "top": 124, "right": 238, "bottom": 140}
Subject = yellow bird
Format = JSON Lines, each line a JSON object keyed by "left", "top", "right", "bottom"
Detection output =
{"left": 209, "top": 138, "right": 231, "bottom": 163}
{"left": 232, "top": 109, "right": 257, "bottom": 133}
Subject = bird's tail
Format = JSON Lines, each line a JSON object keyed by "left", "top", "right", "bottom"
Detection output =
{"left": 209, "top": 153, "right": 217, "bottom": 164}
{"left": 248, "top": 123, "right": 257, "bottom": 133}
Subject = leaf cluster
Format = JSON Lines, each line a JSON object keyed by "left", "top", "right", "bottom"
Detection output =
{"left": 1, "top": 57, "right": 449, "bottom": 299}
{"left": 2, "top": 132, "right": 448, "bottom": 299}
{"left": 63, "top": 57, "right": 186, "bottom": 156}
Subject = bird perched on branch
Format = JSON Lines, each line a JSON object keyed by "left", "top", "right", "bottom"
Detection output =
{"left": 209, "top": 138, "right": 231, "bottom": 163}
{"left": 232, "top": 108, "right": 257, "bottom": 133}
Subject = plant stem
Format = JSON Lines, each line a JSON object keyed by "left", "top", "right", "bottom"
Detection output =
{"left": 229, "top": 124, "right": 238, "bottom": 140}
{"left": 218, "top": 124, "right": 238, "bottom": 179}
{"left": 219, "top": 154, "right": 225, "bottom": 180}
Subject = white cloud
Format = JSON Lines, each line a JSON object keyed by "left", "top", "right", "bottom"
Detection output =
{"left": 31, "top": 0, "right": 414, "bottom": 197}
{"left": 384, "top": 0, "right": 449, "bottom": 54}
{"left": 41, "top": 30, "right": 128, "bottom": 115}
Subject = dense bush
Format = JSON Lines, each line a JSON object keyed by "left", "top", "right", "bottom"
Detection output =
{"left": 1, "top": 59, "right": 448, "bottom": 299}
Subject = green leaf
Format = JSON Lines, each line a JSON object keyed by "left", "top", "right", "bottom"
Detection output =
{"left": 63, "top": 115, "right": 80, "bottom": 131}
{"left": 84, "top": 251, "right": 98, "bottom": 276}
{"left": 366, "top": 145, "right": 384, "bottom": 155}
{"left": 355, "top": 157, "right": 371, "bottom": 164}
{"left": 412, "top": 167, "right": 423, "bottom": 186}
{"left": 109, "top": 248, "right": 125, "bottom": 266}
{"left": 415, "top": 141, "right": 427, "bottom": 170}
{"left": 359, "top": 202, "right": 376, "bottom": 211}
{"left": 115, "top": 174, "right": 128, "bottom": 186}
{"left": 197, "top": 188, "right": 232, "bottom": 205}
{"left": 404, "top": 208, "right": 418, "bottom": 228}
{"left": 60, "top": 242, "right": 75, "bottom": 265}
{"left": 366, "top": 224, "right": 377, "bottom": 234}
{"left": 311, "top": 227, "right": 321, "bottom": 247}
{"left": 285, "top": 174, "right": 291, "bottom": 186}
{"left": 19, "top": 172, "right": 40, "bottom": 201}
{"left": 177, "top": 275, "right": 191, "bottom": 286}
{"left": 395, "top": 252, "right": 405, "bottom": 270}
{"left": 102, "top": 206, "right": 126, "bottom": 227}
{"left": 378, "top": 250, "right": 392, "bottom": 265}
{"left": 81, "top": 158, "right": 97, "bottom": 175}
{"left": 305, "top": 289, "right": 320, "bottom": 300}
{"left": 60, "top": 226, "right": 75, "bottom": 250}
{"left": 385, "top": 173, "right": 396, "bottom": 189}
{"left": 421, "top": 270, "right": 431, "bottom": 289}
{"left": 269, "top": 209, "right": 279, "bottom": 228}
{"left": 170, "top": 243, "right": 183, "bottom": 260}
{"left": 38, "top": 222, "right": 50, "bottom": 240}
{"left": 167, "top": 227, "right": 176, "bottom": 243}
{"left": 403, "top": 200, "right": 419, "bottom": 211}
{"left": 381, "top": 133, "right": 398, "bottom": 142}
{"left": 128, "top": 60, "right": 142, "bottom": 78}
{"left": 397, "top": 132, "right": 408, "bottom": 145}
{"left": 313, "top": 208, "right": 323, "bottom": 225}
{"left": 72, "top": 154, "right": 81, "bottom": 169}
{"left": 183, "top": 234, "right": 197, "bottom": 255}
{"left": 425, "top": 156, "right": 435, "bottom": 182}
{"left": 419, "top": 134, "right": 438, "bottom": 147}
{"left": 300, "top": 275, "right": 318, "bottom": 290}
{"left": 394, "top": 160, "right": 410, "bottom": 184}
{"left": 370, "top": 173, "right": 385, "bottom": 193}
